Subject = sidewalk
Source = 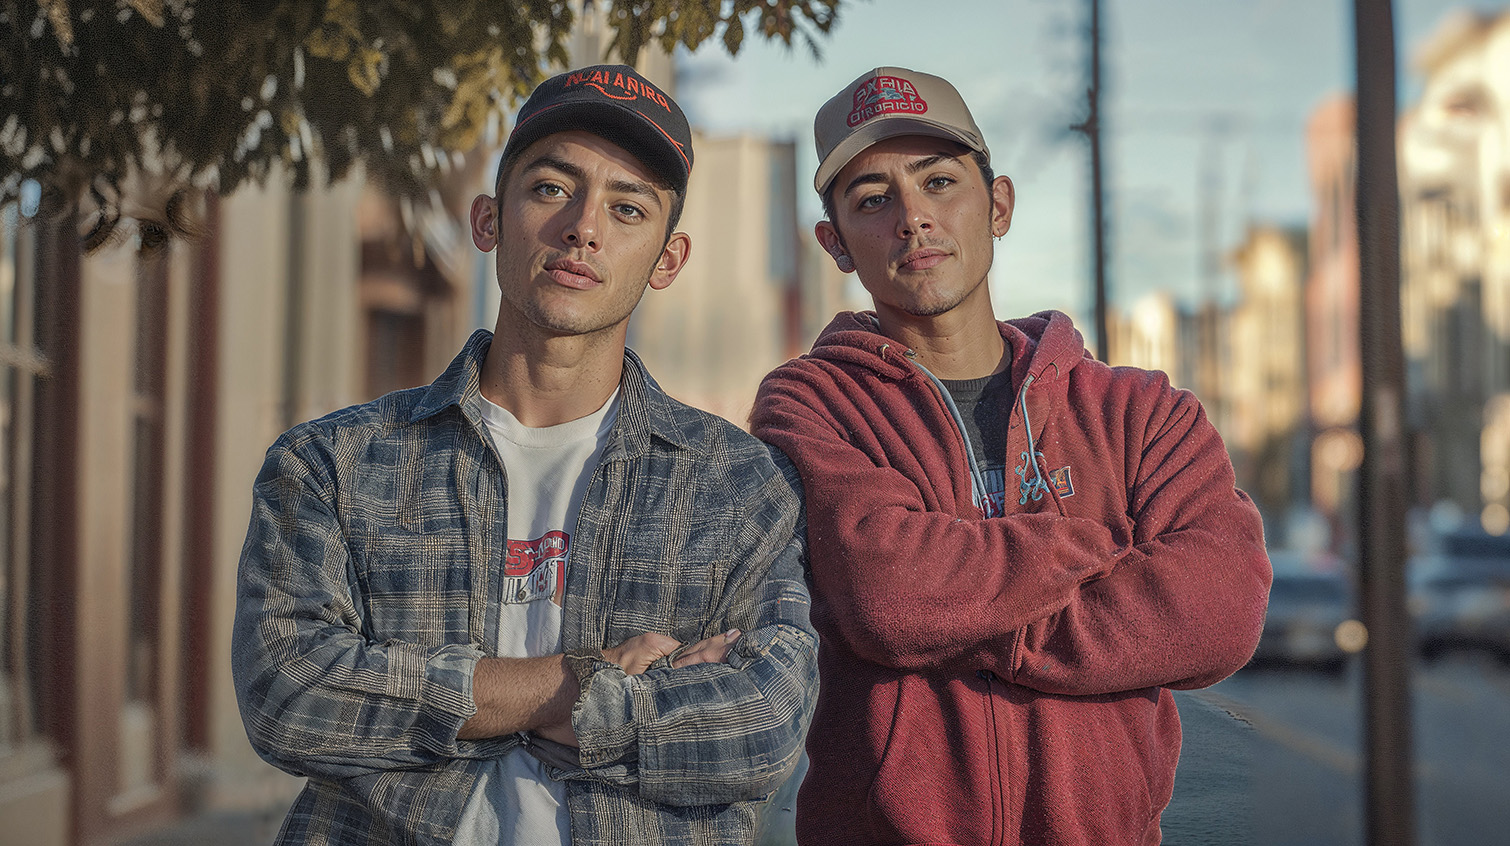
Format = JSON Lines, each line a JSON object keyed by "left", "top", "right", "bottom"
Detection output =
{"left": 117, "top": 805, "right": 286, "bottom": 846}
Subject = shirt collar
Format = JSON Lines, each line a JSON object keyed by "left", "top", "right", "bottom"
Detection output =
{"left": 409, "top": 329, "right": 694, "bottom": 454}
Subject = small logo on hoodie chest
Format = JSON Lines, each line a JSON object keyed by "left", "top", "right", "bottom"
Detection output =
{"left": 1049, "top": 465, "right": 1075, "bottom": 498}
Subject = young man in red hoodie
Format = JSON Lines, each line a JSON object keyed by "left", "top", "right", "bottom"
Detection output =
{"left": 751, "top": 67, "right": 1272, "bottom": 845}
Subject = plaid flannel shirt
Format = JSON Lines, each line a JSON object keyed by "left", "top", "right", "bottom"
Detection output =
{"left": 232, "top": 330, "right": 817, "bottom": 846}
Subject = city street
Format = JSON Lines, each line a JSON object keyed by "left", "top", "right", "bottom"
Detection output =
{"left": 1175, "top": 654, "right": 1510, "bottom": 845}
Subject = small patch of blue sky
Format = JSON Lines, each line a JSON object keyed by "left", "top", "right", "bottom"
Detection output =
{"left": 675, "top": 0, "right": 1503, "bottom": 320}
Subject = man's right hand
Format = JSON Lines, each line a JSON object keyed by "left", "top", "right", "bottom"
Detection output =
{"left": 602, "top": 632, "right": 682, "bottom": 675}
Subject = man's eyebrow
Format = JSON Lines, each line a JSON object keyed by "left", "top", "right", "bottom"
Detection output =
{"left": 841, "top": 171, "right": 890, "bottom": 197}
{"left": 607, "top": 177, "right": 664, "bottom": 210}
{"left": 521, "top": 155, "right": 664, "bottom": 210}
{"left": 906, "top": 153, "right": 961, "bottom": 175}
{"left": 840, "top": 153, "right": 965, "bottom": 197}
{"left": 521, "top": 154, "right": 586, "bottom": 183}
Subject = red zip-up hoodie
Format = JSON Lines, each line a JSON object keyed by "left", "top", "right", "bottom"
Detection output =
{"left": 751, "top": 310, "right": 1270, "bottom": 846}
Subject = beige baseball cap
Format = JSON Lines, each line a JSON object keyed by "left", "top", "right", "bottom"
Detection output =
{"left": 813, "top": 66, "right": 989, "bottom": 194}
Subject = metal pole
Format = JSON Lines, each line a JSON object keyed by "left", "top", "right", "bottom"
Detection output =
{"left": 1353, "top": 2, "right": 1415, "bottom": 844}
{"left": 1089, "top": 0, "right": 1108, "bottom": 363}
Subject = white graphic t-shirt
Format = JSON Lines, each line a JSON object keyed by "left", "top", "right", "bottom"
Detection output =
{"left": 453, "top": 389, "right": 620, "bottom": 845}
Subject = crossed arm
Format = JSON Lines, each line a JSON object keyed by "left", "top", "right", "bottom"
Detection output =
{"left": 456, "top": 629, "right": 742, "bottom": 743}
{"left": 753, "top": 366, "right": 1270, "bottom": 696}
{"left": 232, "top": 435, "right": 816, "bottom": 806}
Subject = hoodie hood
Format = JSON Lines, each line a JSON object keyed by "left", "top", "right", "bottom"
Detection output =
{"left": 808, "top": 308, "right": 1092, "bottom": 390}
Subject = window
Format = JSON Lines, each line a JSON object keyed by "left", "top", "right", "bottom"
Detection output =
{"left": 0, "top": 200, "right": 48, "bottom": 757}
{"left": 120, "top": 248, "right": 169, "bottom": 795}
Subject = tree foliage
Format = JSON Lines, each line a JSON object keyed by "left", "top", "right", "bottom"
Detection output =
{"left": 1, "top": 0, "right": 840, "bottom": 218}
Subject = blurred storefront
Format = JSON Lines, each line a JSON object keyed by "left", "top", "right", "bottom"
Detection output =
{"left": 0, "top": 159, "right": 477, "bottom": 844}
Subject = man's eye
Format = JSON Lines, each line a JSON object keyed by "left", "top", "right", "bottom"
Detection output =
{"left": 926, "top": 176, "right": 956, "bottom": 190}
{"left": 614, "top": 203, "right": 644, "bottom": 219}
{"left": 857, "top": 194, "right": 887, "bottom": 210}
{"left": 535, "top": 183, "right": 566, "bottom": 197}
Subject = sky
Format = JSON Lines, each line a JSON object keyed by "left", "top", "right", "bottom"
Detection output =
{"left": 669, "top": 0, "right": 1505, "bottom": 324}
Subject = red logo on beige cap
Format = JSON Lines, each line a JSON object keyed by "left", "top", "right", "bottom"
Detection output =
{"left": 847, "top": 75, "right": 929, "bottom": 127}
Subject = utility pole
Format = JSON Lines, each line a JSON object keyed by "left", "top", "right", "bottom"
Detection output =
{"left": 1072, "top": 0, "right": 1109, "bottom": 363}
{"left": 1353, "top": 1, "right": 1415, "bottom": 844}
{"left": 1197, "top": 127, "right": 1224, "bottom": 414}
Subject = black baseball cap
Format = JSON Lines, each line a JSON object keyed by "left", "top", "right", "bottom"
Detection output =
{"left": 502, "top": 64, "right": 693, "bottom": 193}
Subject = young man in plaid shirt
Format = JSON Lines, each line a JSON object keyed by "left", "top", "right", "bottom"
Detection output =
{"left": 234, "top": 65, "right": 817, "bottom": 846}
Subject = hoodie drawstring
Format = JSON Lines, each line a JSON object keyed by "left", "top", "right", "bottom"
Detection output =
{"left": 1016, "top": 374, "right": 1051, "bottom": 505}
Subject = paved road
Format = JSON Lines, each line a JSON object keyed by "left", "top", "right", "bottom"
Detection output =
{"left": 1204, "top": 654, "right": 1510, "bottom": 845}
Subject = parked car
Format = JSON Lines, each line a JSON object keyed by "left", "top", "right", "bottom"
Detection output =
{"left": 1249, "top": 552, "right": 1360, "bottom": 675}
{"left": 1413, "top": 529, "right": 1510, "bottom": 662}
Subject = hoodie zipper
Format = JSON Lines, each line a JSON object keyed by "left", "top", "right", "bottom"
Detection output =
{"left": 979, "top": 669, "right": 1008, "bottom": 845}
{"left": 910, "top": 347, "right": 1014, "bottom": 844}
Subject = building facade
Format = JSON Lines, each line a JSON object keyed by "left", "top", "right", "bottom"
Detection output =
{"left": 1400, "top": 9, "right": 1510, "bottom": 536}
{"left": 0, "top": 156, "right": 476, "bottom": 845}
{"left": 628, "top": 134, "right": 801, "bottom": 426}
{"left": 1303, "top": 94, "right": 1364, "bottom": 553}
{"left": 1227, "top": 224, "right": 1311, "bottom": 540}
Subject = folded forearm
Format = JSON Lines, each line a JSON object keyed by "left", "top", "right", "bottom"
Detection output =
{"left": 459, "top": 654, "right": 579, "bottom": 740}
{"left": 573, "top": 623, "right": 818, "bottom": 805}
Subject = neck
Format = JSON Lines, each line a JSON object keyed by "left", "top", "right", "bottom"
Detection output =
{"left": 874, "top": 289, "right": 1007, "bottom": 380}
{"left": 480, "top": 312, "right": 626, "bottom": 428}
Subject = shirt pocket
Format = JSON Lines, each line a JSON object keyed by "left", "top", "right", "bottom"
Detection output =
{"left": 350, "top": 523, "right": 475, "bottom": 647}
{"left": 602, "top": 555, "right": 726, "bottom": 646}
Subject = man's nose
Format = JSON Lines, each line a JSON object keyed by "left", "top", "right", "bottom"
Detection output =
{"left": 895, "top": 191, "right": 934, "bottom": 239}
{"left": 561, "top": 200, "right": 600, "bottom": 250}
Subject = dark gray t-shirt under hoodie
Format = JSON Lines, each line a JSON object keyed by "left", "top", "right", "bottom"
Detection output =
{"left": 940, "top": 369, "right": 1014, "bottom": 518}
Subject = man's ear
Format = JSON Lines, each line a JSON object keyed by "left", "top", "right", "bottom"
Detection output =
{"left": 990, "top": 175, "right": 1016, "bottom": 238}
{"left": 648, "top": 232, "right": 692, "bottom": 291}
{"left": 814, "top": 221, "right": 853, "bottom": 272}
{"left": 470, "top": 194, "right": 498, "bottom": 251}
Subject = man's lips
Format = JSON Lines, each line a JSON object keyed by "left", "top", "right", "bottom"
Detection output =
{"left": 897, "top": 247, "right": 950, "bottom": 272}
{"left": 544, "top": 259, "right": 602, "bottom": 289}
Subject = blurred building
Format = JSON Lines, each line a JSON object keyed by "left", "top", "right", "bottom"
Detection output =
{"left": 1109, "top": 229, "right": 1310, "bottom": 544}
{"left": 629, "top": 134, "right": 801, "bottom": 426}
{"left": 1305, "top": 94, "right": 1364, "bottom": 552}
{"left": 0, "top": 155, "right": 478, "bottom": 844}
{"left": 1182, "top": 300, "right": 1235, "bottom": 437}
{"left": 1400, "top": 9, "right": 1510, "bottom": 536}
{"left": 628, "top": 130, "right": 863, "bottom": 424}
{"left": 1227, "top": 224, "right": 1311, "bottom": 538}
{"left": 797, "top": 231, "right": 871, "bottom": 347}
{"left": 1109, "top": 289, "right": 1181, "bottom": 379}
